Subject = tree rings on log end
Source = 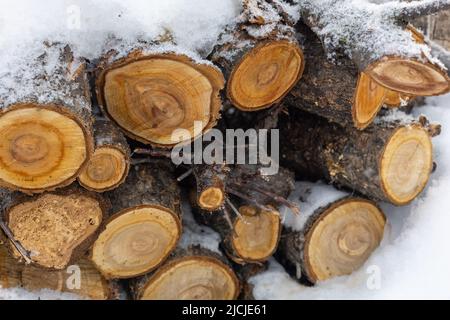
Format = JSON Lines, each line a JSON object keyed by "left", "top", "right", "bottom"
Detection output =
{"left": 79, "top": 147, "right": 129, "bottom": 192}
{"left": 228, "top": 40, "right": 305, "bottom": 111}
{"left": 380, "top": 126, "right": 433, "bottom": 206}
{"left": 91, "top": 206, "right": 181, "bottom": 279}
{"left": 198, "top": 187, "right": 225, "bottom": 211}
{"left": 98, "top": 54, "right": 224, "bottom": 147}
{"left": 353, "top": 73, "right": 386, "bottom": 129}
{"left": 0, "top": 104, "right": 92, "bottom": 193}
{"left": 231, "top": 206, "right": 281, "bottom": 263}
{"left": 135, "top": 255, "right": 239, "bottom": 300}
{"left": 304, "top": 199, "right": 386, "bottom": 283}
{"left": 6, "top": 192, "right": 105, "bottom": 270}
{"left": 367, "top": 57, "right": 450, "bottom": 96}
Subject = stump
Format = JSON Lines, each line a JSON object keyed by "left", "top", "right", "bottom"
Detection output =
{"left": 0, "top": 43, "right": 94, "bottom": 194}
{"left": 91, "top": 161, "right": 182, "bottom": 279}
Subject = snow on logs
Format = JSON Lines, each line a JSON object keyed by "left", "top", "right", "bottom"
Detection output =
{"left": 0, "top": 186, "right": 109, "bottom": 270}
{"left": 78, "top": 118, "right": 131, "bottom": 193}
{"left": 280, "top": 109, "right": 436, "bottom": 206}
{"left": 0, "top": 43, "right": 94, "bottom": 194}
{"left": 95, "top": 42, "right": 224, "bottom": 148}
{"left": 91, "top": 161, "right": 182, "bottom": 279}
{"left": 278, "top": 182, "right": 386, "bottom": 283}
{"left": 298, "top": 0, "right": 450, "bottom": 97}
{"left": 210, "top": 0, "right": 305, "bottom": 111}
{"left": 129, "top": 246, "right": 240, "bottom": 300}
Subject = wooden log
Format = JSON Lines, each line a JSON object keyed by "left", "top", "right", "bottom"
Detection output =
{"left": 277, "top": 182, "right": 386, "bottom": 283}
{"left": 0, "top": 43, "right": 94, "bottom": 194}
{"left": 78, "top": 118, "right": 131, "bottom": 192}
{"left": 0, "top": 185, "right": 109, "bottom": 270}
{"left": 0, "top": 245, "right": 114, "bottom": 300}
{"left": 193, "top": 164, "right": 229, "bottom": 212}
{"left": 284, "top": 24, "right": 387, "bottom": 129}
{"left": 298, "top": 0, "right": 450, "bottom": 96}
{"left": 91, "top": 161, "right": 182, "bottom": 279}
{"left": 192, "top": 165, "right": 295, "bottom": 264}
{"left": 279, "top": 108, "right": 435, "bottom": 206}
{"left": 210, "top": 0, "right": 305, "bottom": 111}
{"left": 95, "top": 41, "right": 224, "bottom": 148}
{"left": 129, "top": 246, "right": 240, "bottom": 300}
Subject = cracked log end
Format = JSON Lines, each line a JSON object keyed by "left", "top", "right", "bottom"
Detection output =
{"left": 0, "top": 105, "right": 91, "bottom": 193}
{"left": 353, "top": 73, "right": 387, "bottom": 129}
{"left": 232, "top": 206, "right": 280, "bottom": 263}
{"left": 304, "top": 199, "right": 386, "bottom": 282}
{"left": 367, "top": 57, "right": 450, "bottom": 96}
{"left": 79, "top": 147, "right": 129, "bottom": 192}
{"left": 6, "top": 192, "right": 104, "bottom": 270}
{"left": 380, "top": 126, "right": 433, "bottom": 206}
{"left": 228, "top": 40, "right": 304, "bottom": 111}
{"left": 198, "top": 187, "right": 225, "bottom": 211}
{"left": 99, "top": 54, "right": 224, "bottom": 147}
{"left": 91, "top": 206, "right": 181, "bottom": 279}
{"left": 135, "top": 255, "right": 239, "bottom": 300}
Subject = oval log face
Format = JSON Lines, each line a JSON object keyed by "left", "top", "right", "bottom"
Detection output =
{"left": 228, "top": 40, "right": 304, "bottom": 111}
{"left": 304, "top": 199, "right": 386, "bottom": 282}
{"left": 353, "top": 73, "right": 386, "bottom": 129}
{"left": 381, "top": 126, "right": 433, "bottom": 205}
{"left": 138, "top": 257, "right": 239, "bottom": 300}
{"left": 79, "top": 147, "right": 129, "bottom": 192}
{"left": 0, "top": 105, "right": 89, "bottom": 192}
{"left": 101, "top": 55, "right": 223, "bottom": 147}
{"left": 91, "top": 206, "right": 181, "bottom": 279}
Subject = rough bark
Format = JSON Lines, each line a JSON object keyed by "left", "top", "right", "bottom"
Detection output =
{"left": 284, "top": 24, "right": 387, "bottom": 129}
{"left": 210, "top": 0, "right": 304, "bottom": 111}
{"left": 129, "top": 246, "right": 240, "bottom": 300}
{"left": 277, "top": 182, "right": 386, "bottom": 284}
{"left": 279, "top": 108, "right": 436, "bottom": 205}
{"left": 91, "top": 160, "right": 182, "bottom": 279}
{"left": 95, "top": 39, "right": 224, "bottom": 148}
{"left": 78, "top": 117, "right": 131, "bottom": 192}
{"left": 298, "top": 0, "right": 450, "bottom": 96}
{"left": 0, "top": 42, "right": 94, "bottom": 194}
{"left": 0, "top": 185, "right": 109, "bottom": 270}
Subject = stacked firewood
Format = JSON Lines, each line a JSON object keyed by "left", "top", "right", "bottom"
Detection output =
{"left": 1, "top": 0, "right": 450, "bottom": 300}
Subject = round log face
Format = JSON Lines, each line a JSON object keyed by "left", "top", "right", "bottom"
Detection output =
{"left": 353, "top": 73, "right": 386, "bottom": 129}
{"left": 78, "top": 147, "right": 129, "bottom": 192}
{"left": 232, "top": 207, "right": 280, "bottom": 262}
{"left": 367, "top": 57, "right": 450, "bottom": 96}
{"left": 7, "top": 193, "right": 103, "bottom": 270}
{"left": 102, "top": 55, "right": 223, "bottom": 147}
{"left": 381, "top": 126, "right": 433, "bottom": 205}
{"left": 198, "top": 187, "right": 225, "bottom": 211}
{"left": 228, "top": 40, "right": 304, "bottom": 111}
{"left": 304, "top": 199, "right": 386, "bottom": 282}
{"left": 138, "top": 257, "right": 239, "bottom": 300}
{"left": 0, "top": 105, "right": 89, "bottom": 192}
{"left": 91, "top": 206, "right": 181, "bottom": 279}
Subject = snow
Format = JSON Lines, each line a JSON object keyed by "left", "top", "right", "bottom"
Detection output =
{"left": 251, "top": 93, "right": 450, "bottom": 300}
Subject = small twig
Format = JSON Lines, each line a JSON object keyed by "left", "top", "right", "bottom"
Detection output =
{"left": 177, "top": 169, "right": 194, "bottom": 182}
{"left": 226, "top": 198, "right": 246, "bottom": 221}
{"left": 223, "top": 207, "right": 238, "bottom": 238}
{"left": 0, "top": 220, "right": 32, "bottom": 264}
{"left": 227, "top": 187, "right": 274, "bottom": 212}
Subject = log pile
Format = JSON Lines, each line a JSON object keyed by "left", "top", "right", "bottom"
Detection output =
{"left": 1, "top": 0, "right": 450, "bottom": 300}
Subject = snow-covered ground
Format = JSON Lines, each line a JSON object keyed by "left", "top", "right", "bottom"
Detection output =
{"left": 1, "top": 0, "right": 450, "bottom": 300}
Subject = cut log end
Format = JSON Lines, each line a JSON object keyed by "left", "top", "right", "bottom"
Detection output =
{"left": 232, "top": 206, "right": 280, "bottom": 262}
{"left": 384, "top": 90, "right": 412, "bottom": 108}
{"left": 136, "top": 256, "right": 239, "bottom": 300}
{"left": 228, "top": 40, "right": 304, "bottom": 111}
{"left": 99, "top": 54, "right": 224, "bottom": 147}
{"left": 367, "top": 58, "right": 450, "bottom": 96}
{"left": 353, "top": 73, "right": 386, "bottom": 129}
{"left": 304, "top": 199, "right": 386, "bottom": 282}
{"left": 7, "top": 193, "right": 103, "bottom": 269}
{"left": 91, "top": 206, "right": 181, "bottom": 279}
{"left": 381, "top": 126, "right": 433, "bottom": 206}
{"left": 0, "top": 105, "right": 91, "bottom": 193}
{"left": 79, "top": 147, "right": 129, "bottom": 192}
{"left": 198, "top": 187, "right": 225, "bottom": 211}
